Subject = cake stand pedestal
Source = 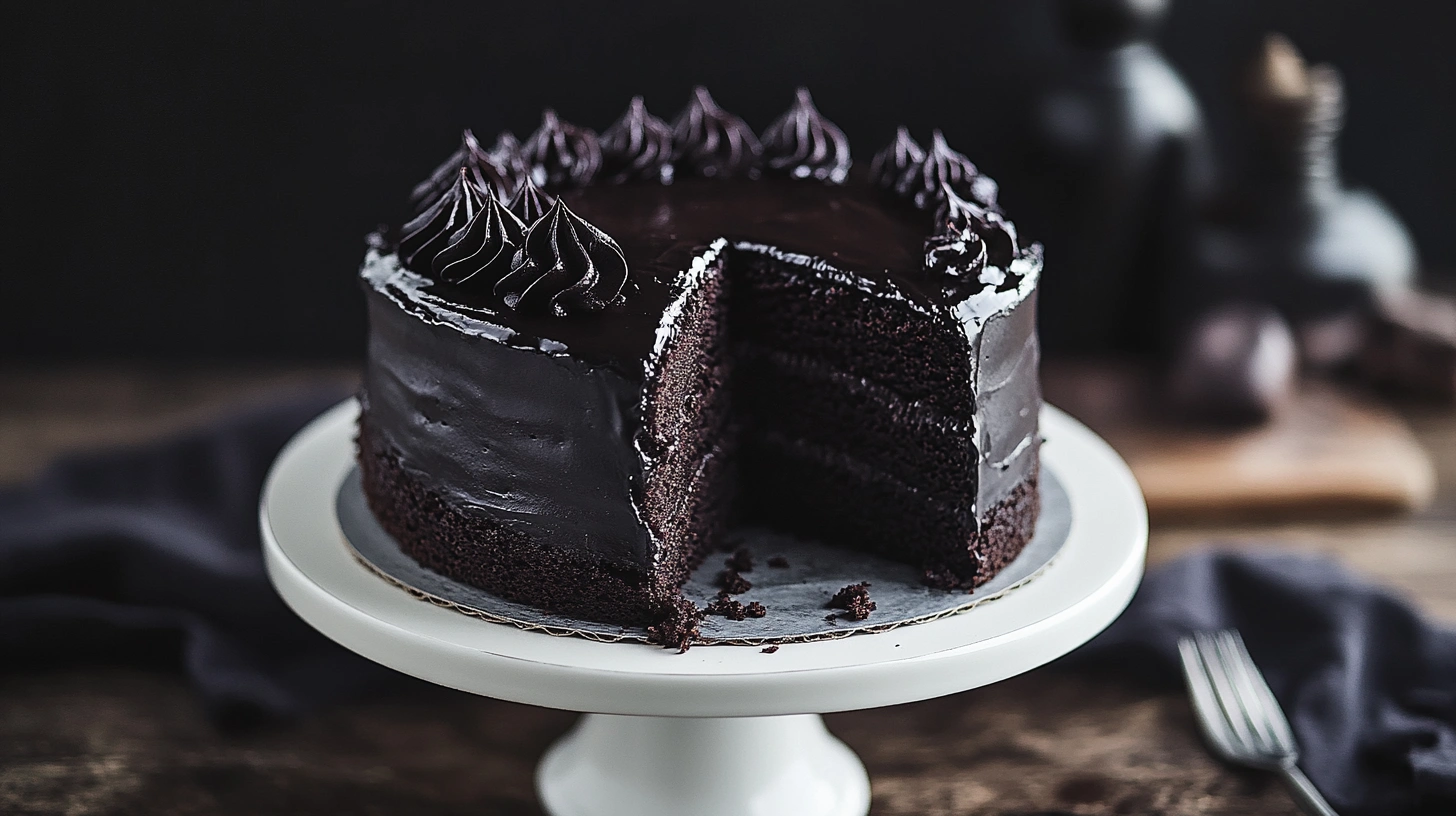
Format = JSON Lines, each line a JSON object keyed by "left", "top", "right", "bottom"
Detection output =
{"left": 261, "top": 402, "right": 1146, "bottom": 816}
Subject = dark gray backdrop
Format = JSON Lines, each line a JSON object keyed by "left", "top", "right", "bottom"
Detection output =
{"left": 4, "top": 1, "right": 1452, "bottom": 360}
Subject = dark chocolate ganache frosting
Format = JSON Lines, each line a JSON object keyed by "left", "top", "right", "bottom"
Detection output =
{"left": 509, "top": 178, "right": 555, "bottom": 224}
{"left": 408, "top": 129, "right": 521, "bottom": 211}
{"left": 485, "top": 131, "right": 529, "bottom": 194}
{"left": 493, "top": 198, "right": 629, "bottom": 316}
{"left": 759, "top": 88, "right": 851, "bottom": 184}
{"left": 670, "top": 86, "right": 762, "bottom": 180}
{"left": 868, "top": 126, "right": 926, "bottom": 192}
{"left": 937, "top": 183, "right": 1018, "bottom": 269}
{"left": 600, "top": 96, "right": 675, "bottom": 184}
{"left": 432, "top": 186, "right": 527, "bottom": 286}
{"left": 522, "top": 109, "right": 602, "bottom": 190}
{"left": 924, "top": 222, "right": 989, "bottom": 289}
{"left": 398, "top": 167, "right": 487, "bottom": 266}
{"left": 904, "top": 130, "right": 999, "bottom": 211}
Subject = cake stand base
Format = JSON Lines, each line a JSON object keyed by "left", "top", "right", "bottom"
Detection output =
{"left": 539, "top": 714, "right": 868, "bottom": 816}
{"left": 261, "top": 401, "right": 1146, "bottom": 816}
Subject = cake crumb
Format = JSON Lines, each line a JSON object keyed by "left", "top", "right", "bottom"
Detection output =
{"left": 725, "top": 547, "right": 755, "bottom": 572}
{"left": 716, "top": 568, "right": 752, "bottom": 595}
{"left": 921, "top": 564, "right": 963, "bottom": 591}
{"left": 744, "top": 601, "right": 766, "bottom": 618}
{"left": 767, "top": 555, "right": 790, "bottom": 568}
{"left": 761, "top": 645, "right": 780, "bottom": 654}
{"left": 827, "top": 582, "right": 876, "bottom": 621}
{"left": 647, "top": 597, "right": 703, "bottom": 652}
{"left": 704, "top": 596, "right": 747, "bottom": 621}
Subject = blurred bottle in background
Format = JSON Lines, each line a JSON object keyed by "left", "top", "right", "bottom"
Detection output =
{"left": 1020, "top": 0, "right": 1213, "bottom": 358}
{"left": 1182, "top": 35, "right": 1418, "bottom": 372}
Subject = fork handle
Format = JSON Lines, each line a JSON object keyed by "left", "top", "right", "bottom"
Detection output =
{"left": 1280, "top": 765, "right": 1338, "bottom": 816}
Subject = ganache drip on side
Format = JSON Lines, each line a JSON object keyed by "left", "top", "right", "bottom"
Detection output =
{"left": 759, "top": 88, "right": 851, "bottom": 184}
{"left": 522, "top": 109, "right": 602, "bottom": 190}
{"left": 432, "top": 185, "right": 527, "bottom": 287}
{"left": 903, "top": 130, "right": 999, "bottom": 211}
{"left": 868, "top": 127, "right": 926, "bottom": 192}
{"left": 509, "top": 177, "right": 556, "bottom": 224}
{"left": 494, "top": 198, "right": 629, "bottom": 317}
{"left": 408, "top": 129, "right": 521, "bottom": 211}
{"left": 600, "top": 96, "right": 675, "bottom": 184}
{"left": 669, "top": 86, "right": 762, "bottom": 180}
{"left": 398, "top": 167, "right": 487, "bottom": 266}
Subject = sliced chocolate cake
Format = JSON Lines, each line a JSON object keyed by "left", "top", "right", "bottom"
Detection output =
{"left": 357, "top": 88, "right": 1042, "bottom": 634}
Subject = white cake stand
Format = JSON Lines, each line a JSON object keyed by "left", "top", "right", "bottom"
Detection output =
{"left": 261, "top": 401, "right": 1146, "bottom": 816}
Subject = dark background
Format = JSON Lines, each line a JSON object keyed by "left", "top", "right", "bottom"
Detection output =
{"left": 4, "top": 1, "right": 1453, "bottom": 361}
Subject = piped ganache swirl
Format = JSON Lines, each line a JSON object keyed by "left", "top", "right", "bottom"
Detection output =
{"left": 432, "top": 186, "right": 527, "bottom": 286}
{"left": 522, "top": 109, "right": 602, "bottom": 190}
{"left": 508, "top": 178, "right": 556, "bottom": 224}
{"left": 924, "top": 222, "right": 989, "bottom": 289}
{"left": 869, "top": 127, "right": 926, "bottom": 191}
{"left": 870, "top": 128, "right": 999, "bottom": 213}
{"left": 670, "top": 86, "right": 762, "bottom": 180}
{"left": 600, "top": 97, "right": 675, "bottom": 184}
{"left": 409, "top": 130, "right": 522, "bottom": 211}
{"left": 937, "top": 183, "right": 1019, "bottom": 270}
{"left": 759, "top": 88, "right": 851, "bottom": 184}
{"left": 909, "top": 130, "right": 999, "bottom": 210}
{"left": 493, "top": 199, "right": 629, "bottom": 316}
{"left": 398, "top": 167, "right": 487, "bottom": 266}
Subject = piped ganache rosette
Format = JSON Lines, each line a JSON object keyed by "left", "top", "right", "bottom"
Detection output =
{"left": 357, "top": 87, "right": 1043, "bottom": 634}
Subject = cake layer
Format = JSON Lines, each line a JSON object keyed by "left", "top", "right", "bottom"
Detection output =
{"left": 358, "top": 422, "right": 728, "bottom": 625}
{"left": 739, "top": 432, "right": 1038, "bottom": 583}
{"left": 735, "top": 348, "right": 977, "bottom": 503}
{"left": 360, "top": 413, "right": 1039, "bottom": 624}
{"left": 730, "top": 250, "right": 976, "bottom": 415}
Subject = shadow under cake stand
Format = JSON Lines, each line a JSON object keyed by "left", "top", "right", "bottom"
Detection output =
{"left": 261, "top": 401, "right": 1147, "bottom": 816}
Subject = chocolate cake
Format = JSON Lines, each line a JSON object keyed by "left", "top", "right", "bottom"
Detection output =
{"left": 357, "top": 87, "right": 1043, "bottom": 634}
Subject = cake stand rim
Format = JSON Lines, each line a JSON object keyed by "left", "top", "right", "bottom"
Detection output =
{"left": 261, "top": 398, "right": 1147, "bottom": 717}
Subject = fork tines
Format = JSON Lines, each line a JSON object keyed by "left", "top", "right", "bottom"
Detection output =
{"left": 1178, "top": 629, "right": 1297, "bottom": 768}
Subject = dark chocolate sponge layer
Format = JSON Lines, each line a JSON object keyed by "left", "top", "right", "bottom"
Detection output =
{"left": 359, "top": 419, "right": 727, "bottom": 625}
{"left": 359, "top": 415, "right": 1039, "bottom": 626}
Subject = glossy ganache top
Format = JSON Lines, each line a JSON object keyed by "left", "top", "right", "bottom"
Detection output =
{"left": 372, "top": 175, "right": 1037, "bottom": 374}
{"left": 372, "top": 87, "right": 1042, "bottom": 379}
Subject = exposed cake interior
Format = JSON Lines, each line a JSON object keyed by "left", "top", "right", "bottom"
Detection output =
{"left": 729, "top": 248, "right": 984, "bottom": 578}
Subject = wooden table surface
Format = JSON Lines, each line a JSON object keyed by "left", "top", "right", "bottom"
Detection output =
{"left": 3, "top": 365, "right": 1454, "bottom": 816}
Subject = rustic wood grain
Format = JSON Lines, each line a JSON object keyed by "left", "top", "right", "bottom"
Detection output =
{"left": 2, "top": 365, "right": 1450, "bottom": 815}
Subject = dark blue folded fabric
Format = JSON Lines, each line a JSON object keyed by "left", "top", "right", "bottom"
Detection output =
{"left": 0, "top": 390, "right": 403, "bottom": 727}
{"left": 1080, "top": 551, "right": 1456, "bottom": 816}
{"left": 1, "top": 395, "right": 1453, "bottom": 813}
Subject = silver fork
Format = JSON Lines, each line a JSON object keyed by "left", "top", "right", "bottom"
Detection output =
{"left": 1178, "top": 629, "right": 1338, "bottom": 816}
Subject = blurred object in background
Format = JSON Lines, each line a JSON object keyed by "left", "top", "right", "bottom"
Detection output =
{"left": 1360, "top": 286, "right": 1456, "bottom": 401}
{"left": 1168, "top": 303, "right": 1297, "bottom": 426}
{"left": 1183, "top": 34, "right": 1417, "bottom": 373}
{"left": 1021, "top": 0, "right": 1211, "bottom": 357}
